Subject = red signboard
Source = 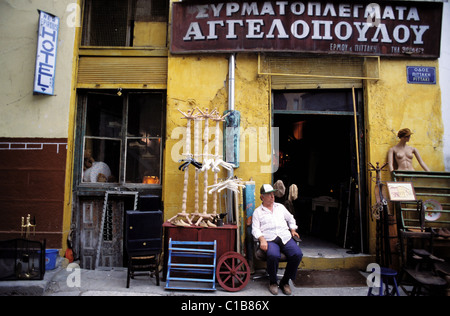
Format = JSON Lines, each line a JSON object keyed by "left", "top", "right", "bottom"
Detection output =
{"left": 171, "top": 1, "right": 442, "bottom": 58}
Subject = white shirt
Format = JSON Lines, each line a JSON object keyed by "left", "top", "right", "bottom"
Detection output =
{"left": 252, "top": 202, "right": 298, "bottom": 245}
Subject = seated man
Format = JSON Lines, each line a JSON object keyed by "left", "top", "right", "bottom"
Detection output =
{"left": 252, "top": 184, "right": 303, "bottom": 295}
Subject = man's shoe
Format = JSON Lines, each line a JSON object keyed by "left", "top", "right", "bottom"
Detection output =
{"left": 280, "top": 283, "right": 292, "bottom": 295}
{"left": 269, "top": 283, "right": 278, "bottom": 295}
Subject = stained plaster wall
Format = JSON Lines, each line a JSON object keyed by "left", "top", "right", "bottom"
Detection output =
{"left": 163, "top": 54, "right": 271, "bottom": 220}
{"left": 0, "top": 0, "right": 76, "bottom": 138}
{"left": 440, "top": 2, "right": 450, "bottom": 171}
{"left": 0, "top": 0, "right": 76, "bottom": 249}
{"left": 365, "top": 58, "right": 444, "bottom": 252}
{"left": 164, "top": 54, "right": 446, "bottom": 254}
{"left": 365, "top": 58, "right": 444, "bottom": 173}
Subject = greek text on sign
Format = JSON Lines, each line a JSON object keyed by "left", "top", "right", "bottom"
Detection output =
{"left": 33, "top": 10, "right": 60, "bottom": 95}
{"left": 407, "top": 66, "right": 436, "bottom": 84}
{"left": 171, "top": 1, "right": 442, "bottom": 58}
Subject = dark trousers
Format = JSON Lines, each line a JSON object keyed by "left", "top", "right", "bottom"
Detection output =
{"left": 266, "top": 237, "right": 303, "bottom": 285}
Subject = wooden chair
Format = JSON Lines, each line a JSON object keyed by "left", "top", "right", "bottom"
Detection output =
{"left": 252, "top": 236, "right": 301, "bottom": 279}
{"left": 404, "top": 248, "right": 447, "bottom": 296}
{"left": 125, "top": 210, "right": 163, "bottom": 288}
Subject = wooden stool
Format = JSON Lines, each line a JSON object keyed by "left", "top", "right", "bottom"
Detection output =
{"left": 368, "top": 267, "right": 400, "bottom": 296}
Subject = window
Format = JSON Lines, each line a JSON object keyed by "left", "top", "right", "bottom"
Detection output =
{"left": 126, "top": 93, "right": 163, "bottom": 184}
{"left": 273, "top": 90, "right": 355, "bottom": 113}
{"left": 80, "top": 90, "right": 165, "bottom": 185}
{"left": 82, "top": 0, "right": 169, "bottom": 47}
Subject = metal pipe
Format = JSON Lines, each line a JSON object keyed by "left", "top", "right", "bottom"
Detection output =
{"left": 228, "top": 54, "right": 235, "bottom": 111}
{"left": 226, "top": 54, "right": 236, "bottom": 223}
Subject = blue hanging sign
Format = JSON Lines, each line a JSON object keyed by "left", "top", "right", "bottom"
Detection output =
{"left": 407, "top": 66, "right": 436, "bottom": 85}
{"left": 33, "top": 10, "right": 60, "bottom": 95}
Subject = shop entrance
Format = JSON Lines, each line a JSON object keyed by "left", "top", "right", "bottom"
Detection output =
{"left": 273, "top": 89, "right": 366, "bottom": 253}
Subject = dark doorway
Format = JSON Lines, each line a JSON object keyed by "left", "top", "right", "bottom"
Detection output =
{"left": 273, "top": 89, "right": 366, "bottom": 252}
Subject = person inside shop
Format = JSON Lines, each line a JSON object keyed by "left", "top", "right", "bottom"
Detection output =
{"left": 388, "top": 128, "right": 430, "bottom": 172}
{"left": 83, "top": 149, "right": 114, "bottom": 183}
{"left": 252, "top": 184, "right": 303, "bottom": 295}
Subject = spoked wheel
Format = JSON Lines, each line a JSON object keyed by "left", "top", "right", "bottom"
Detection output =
{"left": 216, "top": 251, "right": 250, "bottom": 292}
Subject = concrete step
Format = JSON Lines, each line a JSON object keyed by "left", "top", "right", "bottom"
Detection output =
{"left": 301, "top": 254, "right": 375, "bottom": 270}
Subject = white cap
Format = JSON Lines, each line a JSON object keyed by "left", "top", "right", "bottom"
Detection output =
{"left": 260, "top": 184, "right": 277, "bottom": 194}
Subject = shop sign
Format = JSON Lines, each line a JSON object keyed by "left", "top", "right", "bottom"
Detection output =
{"left": 171, "top": 1, "right": 442, "bottom": 58}
{"left": 406, "top": 66, "right": 436, "bottom": 84}
{"left": 33, "top": 10, "right": 60, "bottom": 95}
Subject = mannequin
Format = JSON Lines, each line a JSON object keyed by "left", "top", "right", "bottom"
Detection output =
{"left": 388, "top": 128, "right": 430, "bottom": 172}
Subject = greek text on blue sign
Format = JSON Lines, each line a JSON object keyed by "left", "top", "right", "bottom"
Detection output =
{"left": 33, "top": 10, "right": 60, "bottom": 95}
{"left": 407, "top": 66, "right": 436, "bottom": 85}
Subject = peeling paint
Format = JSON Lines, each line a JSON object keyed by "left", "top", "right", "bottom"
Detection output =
{"left": 365, "top": 58, "right": 444, "bottom": 172}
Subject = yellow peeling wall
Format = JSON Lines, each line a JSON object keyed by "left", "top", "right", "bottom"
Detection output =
{"left": 163, "top": 54, "right": 272, "bottom": 220}
{"left": 365, "top": 59, "right": 444, "bottom": 171}
{"left": 365, "top": 58, "right": 444, "bottom": 252}
{"left": 164, "top": 54, "right": 445, "bottom": 257}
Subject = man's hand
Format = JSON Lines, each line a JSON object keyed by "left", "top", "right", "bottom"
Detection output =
{"left": 259, "top": 236, "right": 268, "bottom": 252}
{"left": 291, "top": 229, "right": 300, "bottom": 239}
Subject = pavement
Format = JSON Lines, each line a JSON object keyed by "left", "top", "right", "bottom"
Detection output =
{"left": 44, "top": 268, "right": 370, "bottom": 297}
{"left": 0, "top": 259, "right": 409, "bottom": 297}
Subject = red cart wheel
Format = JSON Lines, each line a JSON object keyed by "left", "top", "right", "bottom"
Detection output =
{"left": 216, "top": 251, "right": 250, "bottom": 292}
